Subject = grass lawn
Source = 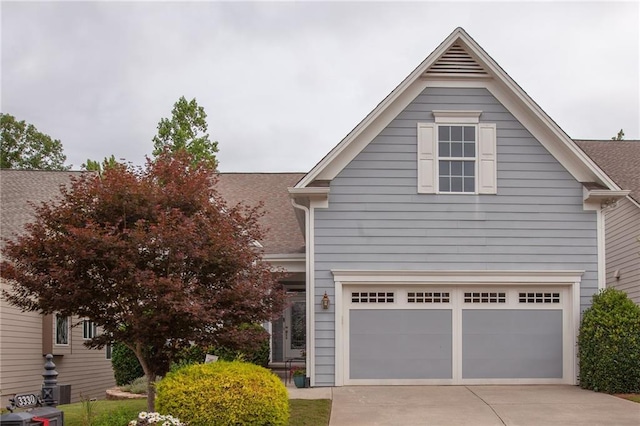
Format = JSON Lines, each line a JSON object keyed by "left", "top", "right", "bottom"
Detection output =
{"left": 59, "top": 398, "right": 331, "bottom": 426}
{"left": 616, "top": 394, "right": 640, "bottom": 403}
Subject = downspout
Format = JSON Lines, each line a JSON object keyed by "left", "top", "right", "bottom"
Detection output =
{"left": 290, "top": 198, "right": 314, "bottom": 386}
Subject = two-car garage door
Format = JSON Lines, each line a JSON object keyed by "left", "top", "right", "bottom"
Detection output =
{"left": 342, "top": 286, "right": 573, "bottom": 385}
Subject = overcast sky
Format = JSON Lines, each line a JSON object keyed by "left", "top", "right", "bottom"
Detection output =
{"left": 2, "top": 1, "right": 639, "bottom": 172}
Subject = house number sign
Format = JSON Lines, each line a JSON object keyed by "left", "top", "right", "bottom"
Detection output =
{"left": 12, "top": 393, "right": 40, "bottom": 408}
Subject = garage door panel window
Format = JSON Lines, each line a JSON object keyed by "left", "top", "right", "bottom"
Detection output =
{"left": 407, "top": 291, "right": 450, "bottom": 303}
{"left": 351, "top": 292, "right": 395, "bottom": 303}
{"left": 519, "top": 292, "right": 561, "bottom": 304}
{"left": 463, "top": 291, "right": 506, "bottom": 304}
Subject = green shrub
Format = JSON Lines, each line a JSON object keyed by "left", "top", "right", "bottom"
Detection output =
{"left": 111, "top": 342, "right": 144, "bottom": 386}
{"left": 156, "top": 361, "right": 289, "bottom": 426}
{"left": 214, "top": 323, "right": 271, "bottom": 367}
{"left": 578, "top": 288, "right": 640, "bottom": 393}
{"left": 120, "top": 375, "right": 151, "bottom": 394}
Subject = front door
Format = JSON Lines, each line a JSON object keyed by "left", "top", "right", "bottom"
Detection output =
{"left": 284, "top": 295, "right": 306, "bottom": 359}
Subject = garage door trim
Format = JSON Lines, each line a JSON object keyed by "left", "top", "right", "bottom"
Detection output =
{"left": 332, "top": 270, "right": 583, "bottom": 387}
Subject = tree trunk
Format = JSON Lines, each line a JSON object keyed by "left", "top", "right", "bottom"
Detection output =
{"left": 146, "top": 372, "right": 157, "bottom": 412}
{"left": 131, "top": 343, "right": 156, "bottom": 412}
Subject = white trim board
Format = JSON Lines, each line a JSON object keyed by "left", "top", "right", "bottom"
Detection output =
{"left": 332, "top": 270, "right": 582, "bottom": 387}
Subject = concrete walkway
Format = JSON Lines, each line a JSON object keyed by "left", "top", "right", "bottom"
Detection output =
{"left": 329, "top": 385, "right": 640, "bottom": 425}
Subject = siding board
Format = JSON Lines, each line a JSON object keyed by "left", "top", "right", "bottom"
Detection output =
{"left": 312, "top": 87, "right": 598, "bottom": 386}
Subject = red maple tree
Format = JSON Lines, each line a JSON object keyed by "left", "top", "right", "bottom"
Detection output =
{"left": 1, "top": 151, "right": 287, "bottom": 410}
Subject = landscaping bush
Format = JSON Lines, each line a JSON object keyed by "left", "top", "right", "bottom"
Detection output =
{"left": 213, "top": 323, "right": 271, "bottom": 367}
{"left": 111, "top": 342, "right": 144, "bottom": 386}
{"left": 156, "top": 361, "right": 289, "bottom": 426}
{"left": 578, "top": 288, "right": 640, "bottom": 393}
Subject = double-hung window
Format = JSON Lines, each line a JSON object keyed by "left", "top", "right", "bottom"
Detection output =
{"left": 83, "top": 320, "right": 97, "bottom": 340}
{"left": 438, "top": 125, "right": 476, "bottom": 193}
{"left": 417, "top": 110, "right": 496, "bottom": 194}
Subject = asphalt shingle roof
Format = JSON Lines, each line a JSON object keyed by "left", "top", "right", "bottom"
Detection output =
{"left": 1, "top": 170, "right": 305, "bottom": 256}
{"left": 0, "top": 170, "right": 88, "bottom": 244}
{"left": 215, "top": 172, "right": 305, "bottom": 255}
{"left": 575, "top": 140, "right": 640, "bottom": 204}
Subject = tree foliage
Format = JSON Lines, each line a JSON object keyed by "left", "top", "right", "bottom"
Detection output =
{"left": 611, "top": 129, "right": 625, "bottom": 140}
{"left": 152, "top": 97, "right": 218, "bottom": 168}
{"left": 1, "top": 151, "right": 286, "bottom": 411}
{"left": 0, "top": 113, "right": 68, "bottom": 170}
{"left": 81, "top": 155, "right": 120, "bottom": 175}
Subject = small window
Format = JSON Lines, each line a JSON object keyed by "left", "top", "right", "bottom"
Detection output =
{"left": 464, "top": 291, "right": 506, "bottom": 304}
{"left": 105, "top": 343, "right": 113, "bottom": 360}
{"left": 351, "top": 292, "right": 394, "bottom": 303}
{"left": 519, "top": 292, "right": 561, "bottom": 304}
{"left": 83, "top": 320, "right": 97, "bottom": 339}
{"left": 408, "top": 292, "right": 450, "bottom": 303}
{"left": 55, "top": 314, "right": 69, "bottom": 345}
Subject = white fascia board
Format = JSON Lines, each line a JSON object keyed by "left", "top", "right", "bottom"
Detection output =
{"left": 288, "top": 187, "right": 330, "bottom": 200}
{"left": 263, "top": 253, "right": 306, "bottom": 274}
{"left": 454, "top": 36, "right": 620, "bottom": 189}
{"left": 332, "top": 269, "right": 584, "bottom": 285}
{"left": 296, "top": 28, "right": 467, "bottom": 188}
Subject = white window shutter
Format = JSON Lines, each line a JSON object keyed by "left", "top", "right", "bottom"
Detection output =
{"left": 478, "top": 123, "right": 497, "bottom": 194}
{"left": 417, "top": 123, "right": 437, "bottom": 193}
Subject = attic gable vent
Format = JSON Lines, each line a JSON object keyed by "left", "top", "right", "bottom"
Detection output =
{"left": 425, "top": 44, "right": 488, "bottom": 77}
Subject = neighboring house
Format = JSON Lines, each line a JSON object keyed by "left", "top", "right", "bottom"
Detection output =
{"left": 286, "top": 27, "right": 628, "bottom": 387}
{"left": 575, "top": 141, "right": 640, "bottom": 304}
{"left": 0, "top": 170, "right": 116, "bottom": 406}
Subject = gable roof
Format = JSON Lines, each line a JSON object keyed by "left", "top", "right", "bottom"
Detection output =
{"left": 294, "top": 27, "right": 619, "bottom": 192}
{"left": 575, "top": 140, "right": 640, "bottom": 205}
{"left": 216, "top": 172, "right": 305, "bottom": 255}
{"left": 0, "top": 169, "right": 88, "bottom": 244}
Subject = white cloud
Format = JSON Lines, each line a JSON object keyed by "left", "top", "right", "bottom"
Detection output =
{"left": 2, "top": 1, "right": 638, "bottom": 171}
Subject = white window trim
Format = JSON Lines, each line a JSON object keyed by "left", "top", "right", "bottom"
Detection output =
{"left": 105, "top": 343, "right": 113, "bottom": 360}
{"left": 418, "top": 110, "right": 497, "bottom": 195}
{"left": 83, "top": 319, "right": 97, "bottom": 340}
{"left": 332, "top": 269, "right": 582, "bottom": 387}
{"left": 55, "top": 314, "right": 70, "bottom": 346}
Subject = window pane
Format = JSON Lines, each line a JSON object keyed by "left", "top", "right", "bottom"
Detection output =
{"left": 451, "top": 161, "right": 463, "bottom": 175}
{"left": 56, "top": 315, "right": 68, "bottom": 345}
{"left": 439, "top": 142, "right": 450, "bottom": 157}
{"left": 451, "top": 142, "right": 463, "bottom": 157}
{"left": 438, "top": 126, "right": 450, "bottom": 142}
{"left": 451, "top": 126, "right": 462, "bottom": 141}
{"left": 464, "top": 126, "right": 475, "bottom": 141}
{"left": 464, "top": 142, "right": 475, "bottom": 157}
{"left": 464, "top": 177, "right": 475, "bottom": 192}
{"left": 464, "top": 161, "right": 475, "bottom": 176}
{"left": 439, "top": 177, "right": 450, "bottom": 192}
{"left": 451, "top": 177, "right": 463, "bottom": 192}
{"left": 439, "top": 160, "right": 450, "bottom": 175}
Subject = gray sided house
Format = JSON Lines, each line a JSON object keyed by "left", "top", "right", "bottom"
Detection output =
{"left": 0, "top": 170, "right": 115, "bottom": 406}
{"left": 287, "top": 28, "right": 627, "bottom": 387}
{"left": 576, "top": 141, "right": 640, "bottom": 304}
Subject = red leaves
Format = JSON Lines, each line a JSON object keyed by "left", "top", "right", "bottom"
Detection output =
{"left": 1, "top": 150, "right": 286, "bottom": 378}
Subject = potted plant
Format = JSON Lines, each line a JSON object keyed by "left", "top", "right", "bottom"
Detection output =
{"left": 291, "top": 366, "right": 306, "bottom": 388}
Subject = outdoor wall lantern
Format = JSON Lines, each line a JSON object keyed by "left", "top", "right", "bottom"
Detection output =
{"left": 321, "top": 292, "right": 330, "bottom": 310}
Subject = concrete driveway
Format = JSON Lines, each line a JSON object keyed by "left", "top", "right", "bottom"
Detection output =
{"left": 329, "top": 385, "right": 640, "bottom": 425}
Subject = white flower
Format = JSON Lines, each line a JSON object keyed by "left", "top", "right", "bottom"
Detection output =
{"left": 138, "top": 412, "right": 149, "bottom": 419}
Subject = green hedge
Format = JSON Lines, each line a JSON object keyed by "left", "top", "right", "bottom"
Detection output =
{"left": 156, "top": 361, "right": 289, "bottom": 426}
{"left": 111, "top": 342, "right": 144, "bottom": 386}
{"left": 578, "top": 288, "right": 640, "bottom": 393}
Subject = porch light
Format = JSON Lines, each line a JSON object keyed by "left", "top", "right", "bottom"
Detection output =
{"left": 321, "top": 292, "right": 330, "bottom": 310}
